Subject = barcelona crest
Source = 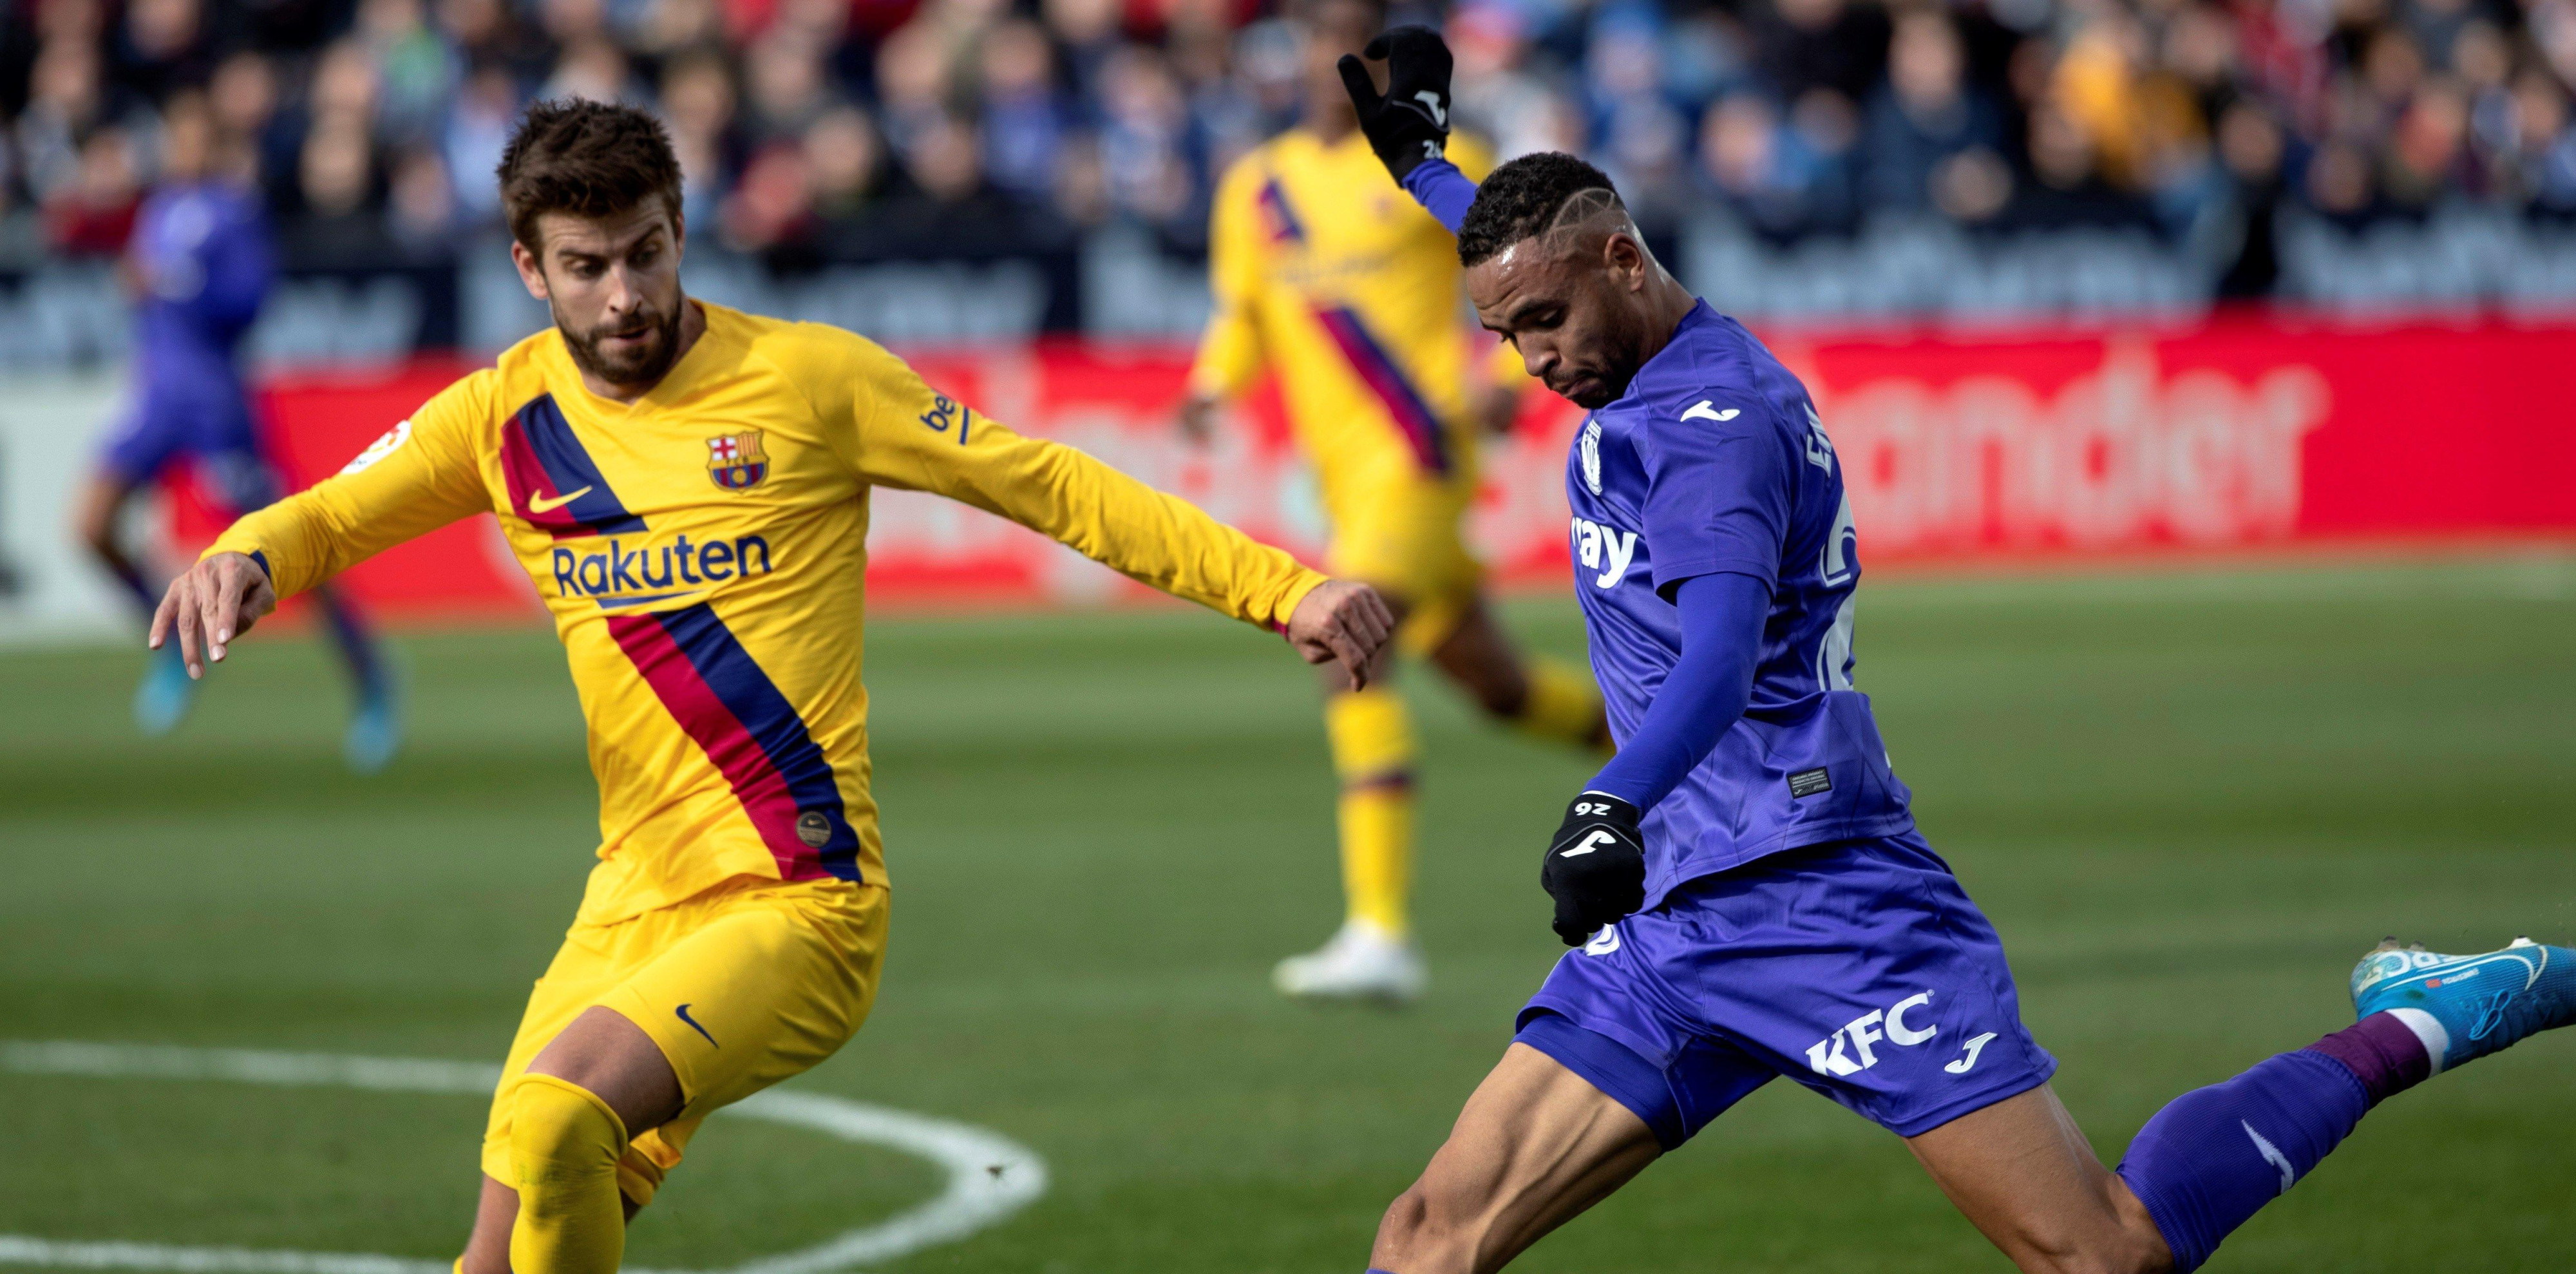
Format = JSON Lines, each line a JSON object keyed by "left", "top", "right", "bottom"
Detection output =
{"left": 706, "top": 430, "right": 770, "bottom": 491}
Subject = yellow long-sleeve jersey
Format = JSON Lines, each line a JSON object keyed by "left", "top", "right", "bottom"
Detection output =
{"left": 211, "top": 302, "right": 1326, "bottom": 924}
{"left": 1191, "top": 128, "right": 1495, "bottom": 497}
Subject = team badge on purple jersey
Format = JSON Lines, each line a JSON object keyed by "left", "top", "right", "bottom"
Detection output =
{"left": 1565, "top": 301, "right": 1915, "bottom": 909}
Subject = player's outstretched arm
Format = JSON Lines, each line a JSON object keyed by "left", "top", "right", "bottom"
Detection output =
{"left": 1340, "top": 27, "right": 1479, "bottom": 233}
{"left": 149, "top": 551, "right": 278, "bottom": 679}
{"left": 151, "top": 374, "right": 497, "bottom": 678}
{"left": 840, "top": 342, "right": 1397, "bottom": 683}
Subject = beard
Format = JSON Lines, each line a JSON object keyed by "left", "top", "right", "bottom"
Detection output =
{"left": 555, "top": 291, "right": 686, "bottom": 390}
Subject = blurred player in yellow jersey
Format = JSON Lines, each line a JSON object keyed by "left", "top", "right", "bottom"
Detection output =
{"left": 1180, "top": 0, "right": 1609, "bottom": 1001}
{"left": 149, "top": 100, "right": 1393, "bottom": 1274}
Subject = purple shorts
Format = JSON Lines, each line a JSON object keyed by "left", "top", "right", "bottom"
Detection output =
{"left": 100, "top": 392, "right": 278, "bottom": 511}
{"left": 1516, "top": 830, "right": 2056, "bottom": 1145}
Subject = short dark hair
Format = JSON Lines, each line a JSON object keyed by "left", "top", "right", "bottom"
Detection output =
{"left": 497, "top": 99, "right": 684, "bottom": 253}
{"left": 1456, "top": 152, "right": 1624, "bottom": 267}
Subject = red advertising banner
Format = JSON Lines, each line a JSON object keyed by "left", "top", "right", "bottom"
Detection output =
{"left": 175, "top": 312, "right": 2576, "bottom": 622}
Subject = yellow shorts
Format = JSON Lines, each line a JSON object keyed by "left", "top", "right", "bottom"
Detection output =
{"left": 1324, "top": 473, "right": 1484, "bottom": 656}
{"left": 479, "top": 875, "right": 887, "bottom": 1207}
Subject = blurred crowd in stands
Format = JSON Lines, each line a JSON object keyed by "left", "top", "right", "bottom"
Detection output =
{"left": 5, "top": 0, "right": 2576, "bottom": 287}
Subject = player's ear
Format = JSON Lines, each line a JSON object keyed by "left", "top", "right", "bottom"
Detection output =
{"left": 1603, "top": 231, "right": 1647, "bottom": 290}
{"left": 511, "top": 238, "right": 551, "bottom": 301}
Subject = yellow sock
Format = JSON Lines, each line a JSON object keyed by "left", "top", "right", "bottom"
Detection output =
{"left": 507, "top": 1073, "right": 629, "bottom": 1274}
{"left": 1324, "top": 687, "right": 1416, "bottom": 938}
{"left": 1511, "top": 658, "right": 1610, "bottom": 754}
{"left": 1338, "top": 783, "right": 1414, "bottom": 936}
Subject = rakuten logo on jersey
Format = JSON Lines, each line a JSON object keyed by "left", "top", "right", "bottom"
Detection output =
{"left": 1569, "top": 516, "right": 1638, "bottom": 589}
{"left": 551, "top": 533, "right": 775, "bottom": 600}
{"left": 1806, "top": 990, "right": 1943, "bottom": 1077}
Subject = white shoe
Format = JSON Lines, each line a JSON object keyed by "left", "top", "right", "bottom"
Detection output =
{"left": 1273, "top": 921, "right": 1427, "bottom": 1003}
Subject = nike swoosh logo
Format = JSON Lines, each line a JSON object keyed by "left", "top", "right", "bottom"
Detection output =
{"left": 527, "top": 486, "right": 592, "bottom": 514}
{"left": 1681, "top": 401, "right": 1740, "bottom": 423}
{"left": 674, "top": 1003, "right": 719, "bottom": 1048}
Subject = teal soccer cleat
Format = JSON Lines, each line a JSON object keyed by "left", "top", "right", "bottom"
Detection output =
{"left": 343, "top": 675, "right": 404, "bottom": 775}
{"left": 133, "top": 642, "right": 198, "bottom": 736}
{"left": 2351, "top": 937, "right": 2576, "bottom": 1073}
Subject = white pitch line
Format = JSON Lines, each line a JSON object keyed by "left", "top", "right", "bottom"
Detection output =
{"left": 0, "top": 1041, "right": 1047, "bottom": 1274}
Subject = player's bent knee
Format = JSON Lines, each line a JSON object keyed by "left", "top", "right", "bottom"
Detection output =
{"left": 506, "top": 1072, "right": 629, "bottom": 1193}
{"left": 1372, "top": 1184, "right": 1467, "bottom": 1274}
{"left": 1372, "top": 1177, "right": 1510, "bottom": 1274}
{"left": 2002, "top": 1213, "right": 2172, "bottom": 1274}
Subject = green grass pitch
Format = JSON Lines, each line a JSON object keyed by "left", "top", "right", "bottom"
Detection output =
{"left": 3, "top": 554, "right": 2573, "bottom": 1272}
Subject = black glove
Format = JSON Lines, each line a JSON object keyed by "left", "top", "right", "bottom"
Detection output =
{"left": 1541, "top": 792, "right": 1647, "bottom": 946}
{"left": 1336, "top": 26, "right": 1454, "bottom": 181}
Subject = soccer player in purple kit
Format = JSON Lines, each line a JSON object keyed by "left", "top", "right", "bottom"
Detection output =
{"left": 1335, "top": 30, "right": 2576, "bottom": 1274}
{"left": 72, "top": 90, "right": 399, "bottom": 769}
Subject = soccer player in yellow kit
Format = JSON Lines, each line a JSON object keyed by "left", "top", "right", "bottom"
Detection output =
{"left": 149, "top": 100, "right": 1393, "bottom": 1274}
{"left": 1180, "top": 0, "right": 1608, "bottom": 1001}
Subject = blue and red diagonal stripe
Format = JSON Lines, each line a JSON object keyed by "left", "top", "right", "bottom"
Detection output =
{"left": 1257, "top": 177, "right": 1305, "bottom": 243}
{"left": 1314, "top": 307, "right": 1450, "bottom": 473}
{"left": 499, "top": 394, "right": 647, "bottom": 539}
{"left": 607, "top": 603, "right": 860, "bottom": 882}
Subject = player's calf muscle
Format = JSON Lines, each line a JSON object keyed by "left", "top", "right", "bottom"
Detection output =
{"left": 1906, "top": 1089, "right": 2172, "bottom": 1274}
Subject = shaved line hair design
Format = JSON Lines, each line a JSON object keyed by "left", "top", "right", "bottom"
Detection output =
{"left": 1455, "top": 153, "right": 1637, "bottom": 267}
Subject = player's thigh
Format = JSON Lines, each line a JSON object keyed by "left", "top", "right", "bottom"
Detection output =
{"left": 478, "top": 881, "right": 886, "bottom": 1203}
{"left": 1904, "top": 1084, "right": 2172, "bottom": 1274}
{"left": 480, "top": 920, "right": 648, "bottom": 1192}
{"left": 1326, "top": 477, "right": 1481, "bottom": 652}
{"left": 1424, "top": 594, "right": 1533, "bottom": 714}
{"left": 1375, "top": 1043, "right": 1662, "bottom": 1274}
{"left": 605, "top": 881, "right": 888, "bottom": 1168}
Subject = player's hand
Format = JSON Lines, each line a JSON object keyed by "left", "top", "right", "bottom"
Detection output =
{"left": 149, "top": 551, "right": 278, "bottom": 680}
{"left": 1542, "top": 792, "right": 1647, "bottom": 946}
{"left": 1337, "top": 26, "right": 1454, "bottom": 181}
{"left": 1176, "top": 392, "right": 1221, "bottom": 446}
{"left": 1285, "top": 579, "right": 1396, "bottom": 689}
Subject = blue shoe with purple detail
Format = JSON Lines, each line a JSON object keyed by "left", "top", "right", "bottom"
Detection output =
{"left": 2351, "top": 936, "right": 2576, "bottom": 1074}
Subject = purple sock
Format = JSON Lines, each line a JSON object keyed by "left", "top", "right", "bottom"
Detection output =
{"left": 2115, "top": 1015, "right": 2431, "bottom": 1271}
{"left": 2306, "top": 1011, "right": 2434, "bottom": 1102}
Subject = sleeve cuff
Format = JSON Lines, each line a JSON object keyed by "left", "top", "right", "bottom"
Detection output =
{"left": 1266, "top": 568, "right": 1332, "bottom": 632}
{"left": 1649, "top": 558, "right": 1776, "bottom": 602}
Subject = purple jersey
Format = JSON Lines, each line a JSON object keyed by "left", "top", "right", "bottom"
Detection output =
{"left": 128, "top": 180, "right": 271, "bottom": 401}
{"left": 1568, "top": 300, "right": 1913, "bottom": 907}
{"left": 101, "top": 180, "right": 275, "bottom": 488}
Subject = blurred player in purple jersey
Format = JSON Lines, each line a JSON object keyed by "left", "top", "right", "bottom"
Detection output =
{"left": 72, "top": 91, "right": 398, "bottom": 770}
{"left": 1336, "top": 31, "right": 2576, "bottom": 1274}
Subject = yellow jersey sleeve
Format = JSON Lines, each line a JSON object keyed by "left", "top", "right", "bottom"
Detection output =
{"left": 206, "top": 370, "right": 496, "bottom": 595}
{"left": 1188, "top": 157, "right": 1271, "bottom": 401}
{"left": 793, "top": 327, "right": 1327, "bottom": 629}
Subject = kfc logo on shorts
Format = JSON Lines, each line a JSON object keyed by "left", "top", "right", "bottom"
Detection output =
{"left": 1806, "top": 990, "right": 1941, "bottom": 1077}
